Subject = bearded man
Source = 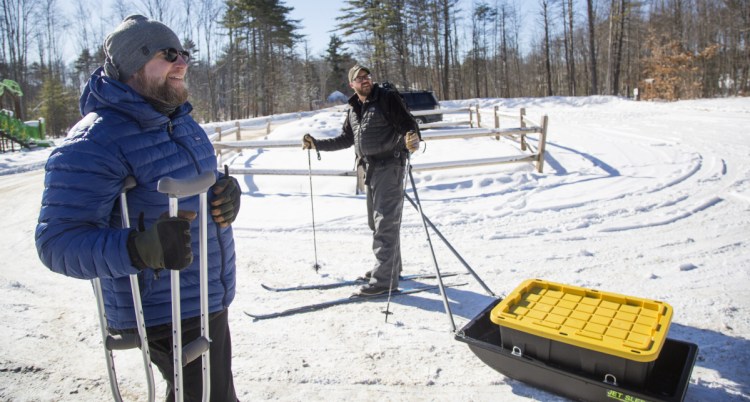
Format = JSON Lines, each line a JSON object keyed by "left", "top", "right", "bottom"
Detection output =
{"left": 36, "top": 15, "right": 240, "bottom": 401}
{"left": 302, "top": 65, "right": 421, "bottom": 296}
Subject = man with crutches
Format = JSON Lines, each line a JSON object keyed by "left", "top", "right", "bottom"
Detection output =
{"left": 36, "top": 15, "right": 240, "bottom": 401}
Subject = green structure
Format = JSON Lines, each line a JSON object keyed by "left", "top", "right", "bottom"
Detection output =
{"left": 1, "top": 79, "right": 50, "bottom": 151}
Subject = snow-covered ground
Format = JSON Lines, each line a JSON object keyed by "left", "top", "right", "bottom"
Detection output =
{"left": 1, "top": 96, "right": 748, "bottom": 401}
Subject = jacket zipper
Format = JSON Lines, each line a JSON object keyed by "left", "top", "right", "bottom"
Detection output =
{"left": 168, "top": 118, "right": 230, "bottom": 306}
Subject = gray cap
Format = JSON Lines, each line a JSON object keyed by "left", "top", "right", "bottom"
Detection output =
{"left": 103, "top": 15, "right": 184, "bottom": 82}
{"left": 348, "top": 64, "right": 371, "bottom": 83}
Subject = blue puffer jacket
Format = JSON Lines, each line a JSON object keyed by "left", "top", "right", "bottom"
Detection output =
{"left": 35, "top": 67, "right": 236, "bottom": 331}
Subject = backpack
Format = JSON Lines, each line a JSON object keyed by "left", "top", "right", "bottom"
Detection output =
{"left": 378, "top": 81, "right": 407, "bottom": 112}
{"left": 377, "top": 81, "right": 412, "bottom": 135}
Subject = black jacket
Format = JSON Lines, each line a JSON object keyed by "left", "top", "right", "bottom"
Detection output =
{"left": 315, "top": 84, "right": 419, "bottom": 159}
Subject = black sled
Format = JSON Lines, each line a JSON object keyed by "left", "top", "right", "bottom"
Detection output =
{"left": 455, "top": 298, "right": 698, "bottom": 402}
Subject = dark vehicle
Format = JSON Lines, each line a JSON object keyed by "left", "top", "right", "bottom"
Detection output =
{"left": 400, "top": 90, "right": 443, "bottom": 124}
{"left": 381, "top": 82, "right": 443, "bottom": 124}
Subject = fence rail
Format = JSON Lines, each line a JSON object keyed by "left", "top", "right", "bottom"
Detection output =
{"left": 211, "top": 105, "right": 548, "bottom": 182}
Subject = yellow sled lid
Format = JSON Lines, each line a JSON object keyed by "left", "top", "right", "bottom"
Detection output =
{"left": 490, "top": 279, "right": 673, "bottom": 362}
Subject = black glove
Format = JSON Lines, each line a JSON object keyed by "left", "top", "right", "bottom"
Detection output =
{"left": 127, "top": 211, "right": 196, "bottom": 270}
{"left": 211, "top": 167, "right": 241, "bottom": 228}
{"left": 302, "top": 134, "right": 316, "bottom": 150}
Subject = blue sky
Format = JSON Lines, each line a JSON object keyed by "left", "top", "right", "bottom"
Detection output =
{"left": 58, "top": 0, "right": 539, "bottom": 62}
{"left": 285, "top": 0, "right": 345, "bottom": 55}
{"left": 285, "top": 0, "right": 538, "bottom": 57}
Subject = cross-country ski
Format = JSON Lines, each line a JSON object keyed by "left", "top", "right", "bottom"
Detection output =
{"left": 260, "top": 271, "right": 465, "bottom": 292}
{"left": 246, "top": 283, "right": 467, "bottom": 320}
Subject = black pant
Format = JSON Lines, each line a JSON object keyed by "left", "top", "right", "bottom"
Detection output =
{"left": 365, "top": 157, "right": 406, "bottom": 288}
{"left": 148, "top": 309, "right": 237, "bottom": 402}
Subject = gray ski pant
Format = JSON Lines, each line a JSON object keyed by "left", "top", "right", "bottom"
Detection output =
{"left": 365, "top": 157, "right": 406, "bottom": 289}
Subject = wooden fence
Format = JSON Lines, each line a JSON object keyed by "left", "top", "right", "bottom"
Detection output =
{"left": 211, "top": 106, "right": 548, "bottom": 185}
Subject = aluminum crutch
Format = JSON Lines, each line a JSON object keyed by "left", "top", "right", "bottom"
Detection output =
{"left": 157, "top": 171, "right": 216, "bottom": 402}
{"left": 92, "top": 176, "right": 156, "bottom": 402}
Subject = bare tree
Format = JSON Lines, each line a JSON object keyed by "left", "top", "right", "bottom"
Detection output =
{"left": 497, "top": 3, "right": 511, "bottom": 98}
{"left": 38, "top": 0, "right": 66, "bottom": 72}
{"left": 562, "top": 0, "right": 577, "bottom": 95}
{"left": 442, "top": 0, "right": 454, "bottom": 99}
{"left": 138, "top": 0, "right": 175, "bottom": 26}
{"left": 587, "top": 0, "right": 598, "bottom": 94}
{"left": 2, "top": 0, "right": 39, "bottom": 118}
{"left": 540, "top": 0, "right": 553, "bottom": 96}
{"left": 7, "top": 0, "right": 750, "bottom": 131}
{"left": 73, "top": 1, "right": 93, "bottom": 55}
{"left": 471, "top": 2, "right": 495, "bottom": 97}
{"left": 197, "top": 0, "right": 222, "bottom": 120}
{"left": 606, "top": 0, "right": 627, "bottom": 96}
{"left": 112, "top": 0, "right": 130, "bottom": 21}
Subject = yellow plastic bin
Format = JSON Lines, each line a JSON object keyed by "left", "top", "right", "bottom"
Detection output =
{"left": 490, "top": 279, "right": 673, "bottom": 388}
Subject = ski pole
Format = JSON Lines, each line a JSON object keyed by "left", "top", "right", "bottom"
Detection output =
{"left": 93, "top": 176, "right": 156, "bottom": 402}
{"left": 157, "top": 171, "right": 216, "bottom": 402}
{"left": 382, "top": 153, "right": 412, "bottom": 322}
{"left": 403, "top": 193, "right": 496, "bottom": 298}
{"left": 406, "top": 155, "right": 457, "bottom": 332}
{"left": 307, "top": 148, "right": 321, "bottom": 272}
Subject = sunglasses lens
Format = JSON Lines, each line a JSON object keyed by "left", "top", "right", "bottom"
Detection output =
{"left": 163, "top": 48, "right": 190, "bottom": 63}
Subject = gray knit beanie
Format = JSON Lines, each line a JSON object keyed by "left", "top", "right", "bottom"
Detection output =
{"left": 103, "top": 15, "right": 184, "bottom": 82}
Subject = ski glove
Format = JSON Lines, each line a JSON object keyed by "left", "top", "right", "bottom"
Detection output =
{"left": 211, "top": 168, "right": 241, "bottom": 228}
{"left": 302, "top": 134, "right": 316, "bottom": 150}
{"left": 127, "top": 211, "right": 196, "bottom": 270}
{"left": 405, "top": 131, "right": 420, "bottom": 153}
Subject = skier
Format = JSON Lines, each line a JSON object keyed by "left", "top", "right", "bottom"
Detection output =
{"left": 302, "top": 64, "right": 421, "bottom": 296}
{"left": 35, "top": 15, "right": 240, "bottom": 401}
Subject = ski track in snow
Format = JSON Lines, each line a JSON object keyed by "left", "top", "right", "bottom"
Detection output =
{"left": 1, "top": 96, "right": 749, "bottom": 401}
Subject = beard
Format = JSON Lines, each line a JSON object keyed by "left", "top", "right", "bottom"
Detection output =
{"left": 129, "top": 71, "right": 189, "bottom": 114}
{"left": 354, "top": 83, "right": 372, "bottom": 98}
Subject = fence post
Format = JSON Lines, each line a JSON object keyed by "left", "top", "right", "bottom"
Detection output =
{"left": 475, "top": 104, "right": 482, "bottom": 128}
{"left": 494, "top": 106, "right": 500, "bottom": 140}
{"left": 520, "top": 108, "right": 527, "bottom": 151}
{"left": 469, "top": 106, "right": 474, "bottom": 128}
{"left": 235, "top": 121, "right": 241, "bottom": 141}
{"left": 536, "top": 115, "right": 548, "bottom": 173}
{"left": 266, "top": 118, "right": 272, "bottom": 135}
{"left": 214, "top": 127, "right": 222, "bottom": 163}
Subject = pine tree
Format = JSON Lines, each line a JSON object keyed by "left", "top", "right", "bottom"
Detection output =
{"left": 324, "top": 35, "right": 355, "bottom": 97}
{"left": 39, "top": 73, "right": 77, "bottom": 137}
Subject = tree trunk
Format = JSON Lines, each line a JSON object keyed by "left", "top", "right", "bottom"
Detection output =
{"left": 587, "top": 0, "right": 599, "bottom": 94}
{"left": 567, "top": 0, "right": 577, "bottom": 95}
{"left": 542, "top": 0, "right": 553, "bottom": 96}
{"left": 611, "top": 0, "right": 627, "bottom": 96}
{"left": 442, "top": 0, "right": 451, "bottom": 99}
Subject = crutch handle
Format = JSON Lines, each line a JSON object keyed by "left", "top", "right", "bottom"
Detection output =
{"left": 182, "top": 336, "right": 211, "bottom": 366}
{"left": 121, "top": 176, "right": 137, "bottom": 194}
{"left": 105, "top": 333, "right": 141, "bottom": 350}
{"left": 157, "top": 171, "right": 216, "bottom": 198}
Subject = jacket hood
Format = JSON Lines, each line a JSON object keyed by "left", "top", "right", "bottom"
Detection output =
{"left": 80, "top": 67, "right": 192, "bottom": 128}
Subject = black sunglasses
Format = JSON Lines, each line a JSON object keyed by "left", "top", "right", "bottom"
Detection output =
{"left": 161, "top": 48, "right": 190, "bottom": 63}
